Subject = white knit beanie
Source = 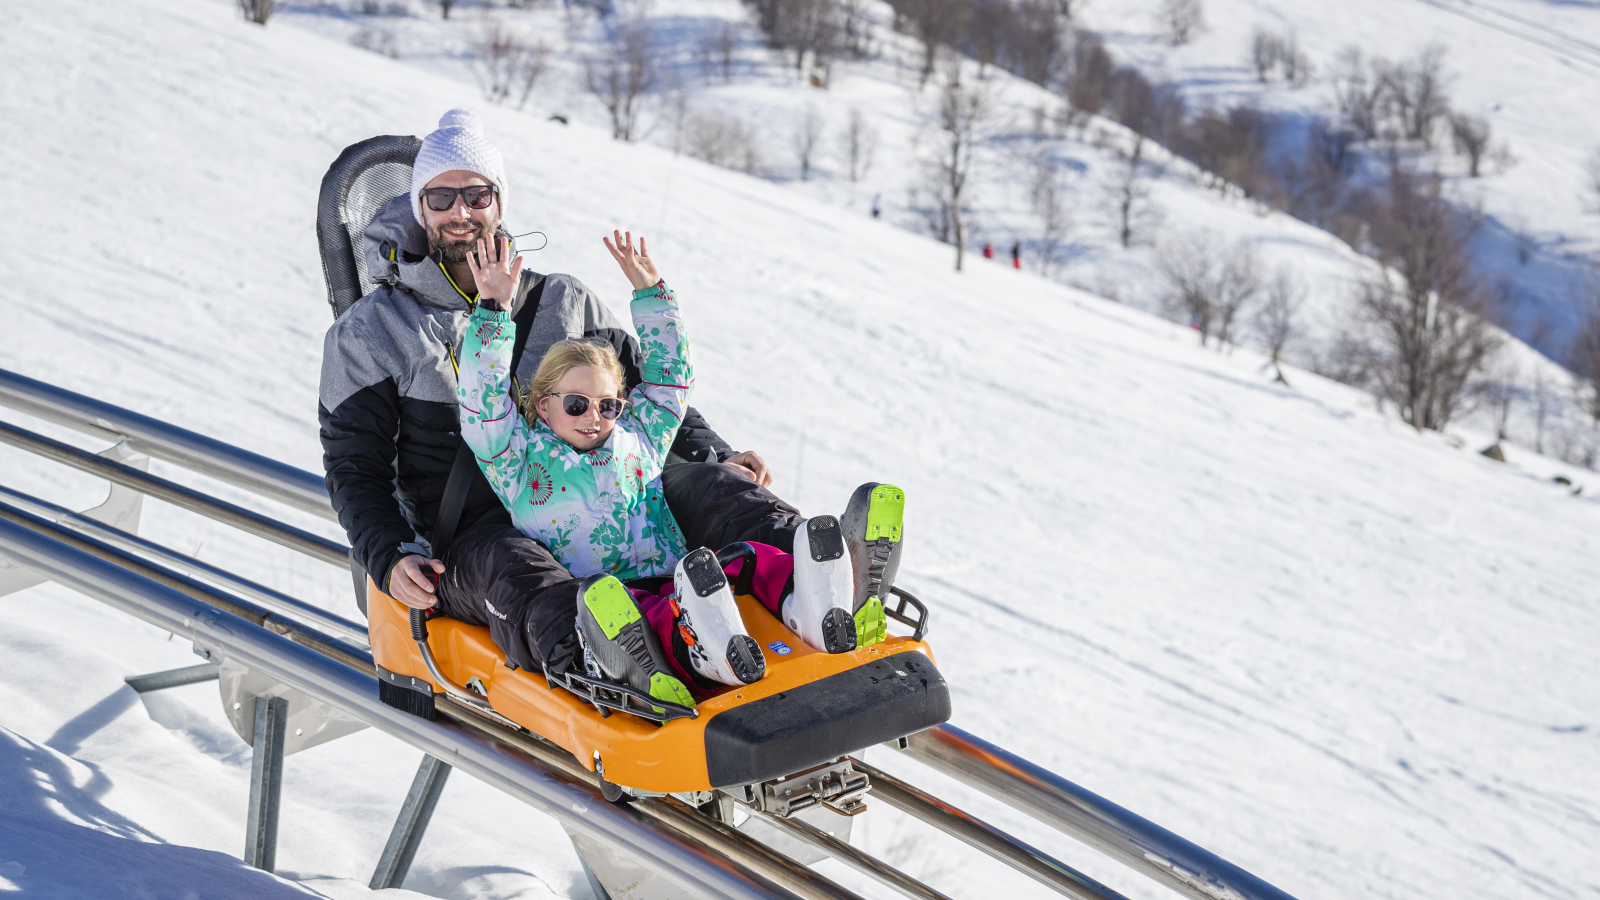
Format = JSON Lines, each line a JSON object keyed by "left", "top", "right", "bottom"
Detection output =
{"left": 410, "top": 108, "right": 509, "bottom": 226}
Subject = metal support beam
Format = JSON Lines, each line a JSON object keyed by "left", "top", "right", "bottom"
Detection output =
{"left": 125, "top": 663, "right": 219, "bottom": 693}
{"left": 370, "top": 754, "right": 453, "bottom": 890}
{"left": 245, "top": 696, "right": 289, "bottom": 872}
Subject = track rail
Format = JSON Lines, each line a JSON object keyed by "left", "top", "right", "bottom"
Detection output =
{"left": 0, "top": 517, "right": 794, "bottom": 900}
{"left": 0, "top": 367, "right": 334, "bottom": 520}
{"left": 0, "top": 366, "right": 1304, "bottom": 900}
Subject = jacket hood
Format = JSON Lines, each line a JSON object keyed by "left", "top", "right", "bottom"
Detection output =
{"left": 362, "top": 194, "right": 473, "bottom": 311}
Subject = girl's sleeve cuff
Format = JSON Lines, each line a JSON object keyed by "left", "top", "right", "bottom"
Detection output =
{"left": 472, "top": 304, "right": 512, "bottom": 322}
{"left": 632, "top": 280, "right": 668, "bottom": 301}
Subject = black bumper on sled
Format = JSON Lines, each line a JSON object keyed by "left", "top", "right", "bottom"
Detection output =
{"left": 704, "top": 650, "right": 952, "bottom": 788}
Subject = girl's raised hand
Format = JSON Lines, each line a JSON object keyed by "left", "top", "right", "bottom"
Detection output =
{"left": 603, "top": 230, "right": 661, "bottom": 291}
{"left": 469, "top": 232, "right": 524, "bottom": 311}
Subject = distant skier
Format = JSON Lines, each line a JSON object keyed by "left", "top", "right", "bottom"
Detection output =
{"left": 1011, "top": 241, "right": 1021, "bottom": 270}
{"left": 982, "top": 243, "right": 994, "bottom": 260}
{"left": 871, "top": 193, "right": 882, "bottom": 219}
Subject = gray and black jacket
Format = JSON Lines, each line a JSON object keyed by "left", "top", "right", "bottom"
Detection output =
{"left": 318, "top": 196, "right": 732, "bottom": 589}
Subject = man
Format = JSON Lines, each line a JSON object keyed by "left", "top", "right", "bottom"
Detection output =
{"left": 318, "top": 109, "right": 796, "bottom": 676}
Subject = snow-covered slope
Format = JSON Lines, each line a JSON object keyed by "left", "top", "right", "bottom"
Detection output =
{"left": 250, "top": 0, "right": 1600, "bottom": 463}
{"left": 1087, "top": 0, "right": 1600, "bottom": 349}
{"left": 1, "top": 0, "right": 1598, "bottom": 899}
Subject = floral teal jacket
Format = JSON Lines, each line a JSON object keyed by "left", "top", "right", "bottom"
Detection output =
{"left": 457, "top": 282, "right": 692, "bottom": 580}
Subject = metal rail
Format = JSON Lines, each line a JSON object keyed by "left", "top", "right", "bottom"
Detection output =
{"left": 0, "top": 508, "right": 872, "bottom": 900}
{"left": 0, "top": 420, "right": 348, "bottom": 567}
{"left": 851, "top": 757, "right": 1128, "bottom": 900}
{"left": 0, "top": 367, "right": 335, "bottom": 520}
{"left": 0, "top": 520, "right": 800, "bottom": 900}
{"left": 902, "top": 726, "right": 1298, "bottom": 900}
{"left": 0, "top": 484, "right": 366, "bottom": 644}
{"left": 0, "top": 368, "right": 1305, "bottom": 900}
{"left": 742, "top": 806, "right": 955, "bottom": 900}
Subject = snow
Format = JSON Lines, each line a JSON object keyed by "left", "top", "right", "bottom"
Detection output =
{"left": 251, "top": 0, "right": 1600, "bottom": 463}
{"left": 1, "top": 0, "right": 1598, "bottom": 899}
{"left": 1083, "top": 0, "right": 1600, "bottom": 351}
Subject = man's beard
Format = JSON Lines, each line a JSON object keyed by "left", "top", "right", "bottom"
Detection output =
{"left": 428, "top": 219, "right": 493, "bottom": 263}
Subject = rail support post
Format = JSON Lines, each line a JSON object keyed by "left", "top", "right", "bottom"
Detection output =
{"left": 244, "top": 695, "right": 289, "bottom": 871}
{"left": 370, "top": 753, "right": 453, "bottom": 889}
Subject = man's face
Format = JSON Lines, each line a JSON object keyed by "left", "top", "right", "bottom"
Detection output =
{"left": 420, "top": 170, "right": 499, "bottom": 263}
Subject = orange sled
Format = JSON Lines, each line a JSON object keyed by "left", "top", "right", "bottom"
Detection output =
{"left": 368, "top": 577, "right": 951, "bottom": 795}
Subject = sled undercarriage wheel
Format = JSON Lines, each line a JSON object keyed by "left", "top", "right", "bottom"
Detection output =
{"left": 595, "top": 755, "right": 628, "bottom": 804}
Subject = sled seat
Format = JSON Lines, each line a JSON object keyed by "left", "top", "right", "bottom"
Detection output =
{"left": 367, "top": 579, "right": 951, "bottom": 793}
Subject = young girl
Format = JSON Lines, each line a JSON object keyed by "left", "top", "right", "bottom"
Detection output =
{"left": 457, "top": 230, "right": 905, "bottom": 709}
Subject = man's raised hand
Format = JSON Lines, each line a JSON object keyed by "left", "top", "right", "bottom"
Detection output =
{"left": 469, "top": 233, "right": 523, "bottom": 310}
{"left": 604, "top": 230, "right": 661, "bottom": 291}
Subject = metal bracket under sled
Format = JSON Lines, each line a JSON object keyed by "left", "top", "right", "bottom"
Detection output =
{"left": 0, "top": 439, "right": 148, "bottom": 597}
{"left": 199, "top": 646, "right": 368, "bottom": 757}
{"left": 730, "top": 758, "right": 871, "bottom": 818}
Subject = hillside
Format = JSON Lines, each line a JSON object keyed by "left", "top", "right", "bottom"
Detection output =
{"left": 1, "top": 0, "right": 1598, "bottom": 898}
{"left": 254, "top": 0, "right": 1600, "bottom": 466}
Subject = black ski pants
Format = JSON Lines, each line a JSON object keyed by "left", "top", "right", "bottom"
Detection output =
{"left": 432, "top": 461, "right": 805, "bottom": 672}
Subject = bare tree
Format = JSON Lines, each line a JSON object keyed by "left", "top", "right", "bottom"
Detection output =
{"left": 238, "top": 0, "right": 273, "bottom": 24}
{"left": 1064, "top": 30, "right": 1115, "bottom": 117}
{"left": 1532, "top": 368, "right": 1552, "bottom": 453}
{"left": 350, "top": 27, "right": 400, "bottom": 57}
{"left": 585, "top": 22, "right": 659, "bottom": 141}
{"left": 1158, "top": 0, "right": 1204, "bottom": 46}
{"left": 841, "top": 107, "right": 879, "bottom": 182}
{"left": 1448, "top": 112, "right": 1491, "bottom": 177}
{"left": 1256, "top": 266, "right": 1304, "bottom": 383}
{"left": 1278, "top": 30, "right": 1312, "bottom": 86}
{"left": 1002, "top": 0, "right": 1066, "bottom": 87}
{"left": 686, "top": 111, "right": 764, "bottom": 173}
{"left": 1335, "top": 47, "right": 1384, "bottom": 140}
{"left": 1586, "top": 148, "right": 1600, "bottom": 214}
{"left": 1345, "top": 168, "right": 1500, "bottom": 430}
{"left": 906, "top": 0, "right": 972, "bottom": 87}
{"left": 698, "top": 24, "right": 736, "bottom": 83}
{"left": 1028, "top": 150, "right": 1074, "bottom": 276}
{"left": 1248, "top": 27, "right": 1281, "bottom": 82}
{"left": 1571, "top": 264, "right": 1600, "bottom": 424}
{"left": 1159, "top": 235, "right": 1260, "bottom": 347}
{"left": 1107, "top": 134, "right": 1151, "bottom": 248}
{"left": 921, "top": 63, "right": 992, "bottom": 270}
{"left": 471, "top": 18, "right": 528, "bottom": 104}
{"left": 792, "top": 106, "right": 825, "bottom": 179}
{"left": 438, "top": 0, "right": 454, "bottom": 19}
{"left": 837, "top": 0, "right": 875, "bottom": 57}
{"left": 516, "top": 39, "right": 553, "bottom": 111}
{"left": 1380, "top": 44, "right": 1450, "bottom": 148}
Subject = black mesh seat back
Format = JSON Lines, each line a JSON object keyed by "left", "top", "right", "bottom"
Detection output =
{"left": 316, "top": 135, "right": 422, "bottom": 319}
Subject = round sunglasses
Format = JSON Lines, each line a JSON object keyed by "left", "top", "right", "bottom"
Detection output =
{"left": 547, "top": 393, "right": 625, "bottom": 420}
{"left": 420, "top": 184, "right": 499, "bottom": 212}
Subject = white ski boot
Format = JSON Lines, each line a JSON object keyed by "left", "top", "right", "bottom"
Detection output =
{"left": 782, "top": 516, "right": 859, "bottom": 654}
{"left": 672, "top": 547, "right": 766, "bottom": 686}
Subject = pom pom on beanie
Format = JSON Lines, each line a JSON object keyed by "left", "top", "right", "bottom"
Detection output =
{"left": 410, "top": 108, "right": 509, "bottom": 226}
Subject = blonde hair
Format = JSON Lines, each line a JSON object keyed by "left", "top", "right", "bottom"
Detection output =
{"left": 520, "top": 340, "right": 626, "bottom": 419}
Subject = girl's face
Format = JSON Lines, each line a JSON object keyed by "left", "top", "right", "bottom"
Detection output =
{"left": 536, "top": 366, "right": 622, "bottom": 451}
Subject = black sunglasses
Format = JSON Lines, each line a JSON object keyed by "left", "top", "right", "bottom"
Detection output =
{"left": 421, "top": 184, "right": 499, "bottom": 212}
{"left": 550, "top": 393, "right": 625, "bottom": 420}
